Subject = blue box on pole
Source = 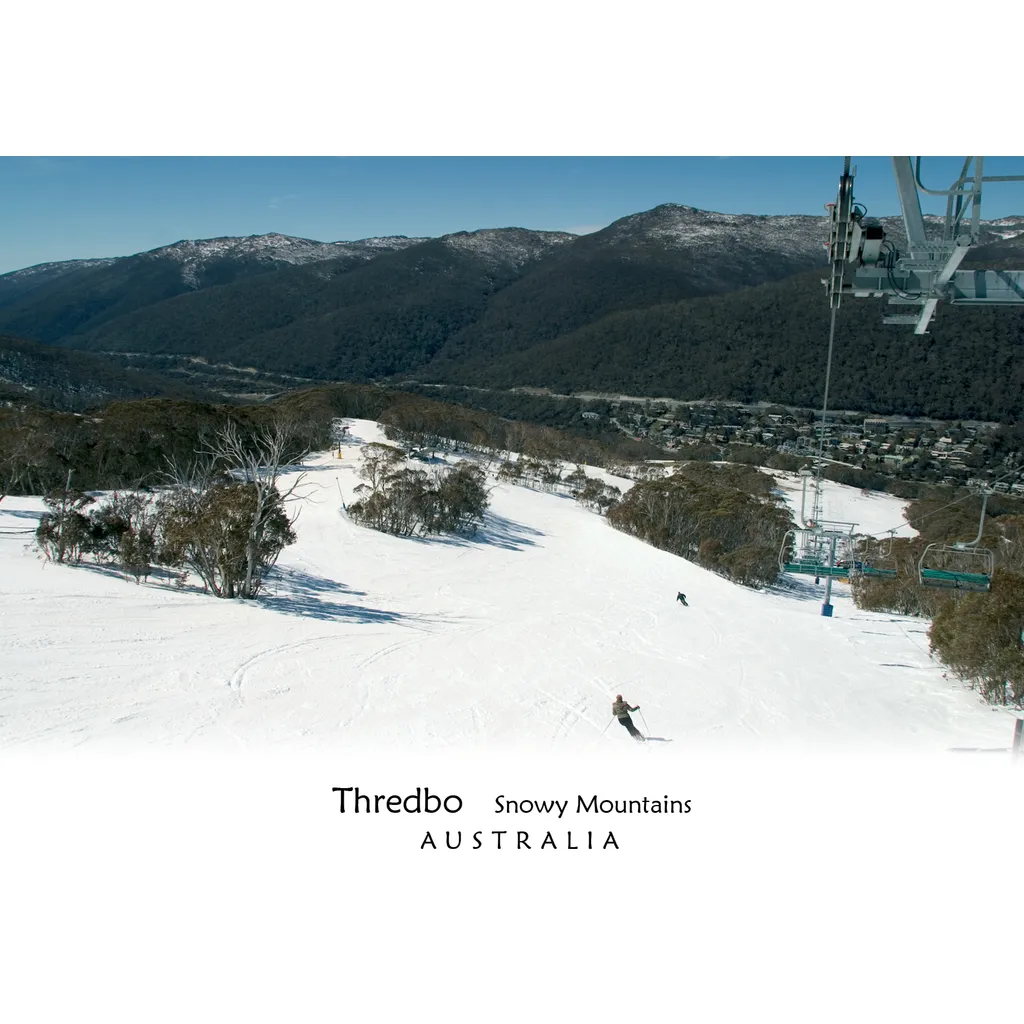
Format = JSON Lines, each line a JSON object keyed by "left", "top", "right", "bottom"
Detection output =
{"left": 821, "top": 603, "right": 834, "bottom": 617}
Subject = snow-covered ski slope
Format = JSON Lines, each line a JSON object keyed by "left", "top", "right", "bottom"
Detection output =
{"left": 0, "top": 419, "right": 1014, "bottom": 752}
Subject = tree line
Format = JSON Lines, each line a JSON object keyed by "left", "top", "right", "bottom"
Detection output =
{"left": 419, "top": 270, "right": 1024, "bottom": 423}
{"left": 606, "top": 463, "right": 791, "bottom": 587}
{"left": 35, "top": 419, "right": 305, "bottom": 599}
{"left": 495, "top": 456, "right": 622, "bottom": 514}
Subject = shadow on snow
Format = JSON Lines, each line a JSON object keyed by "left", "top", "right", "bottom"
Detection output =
{"left": 61, "top": 560, "right": 406, "bottom": 625}
{"left": 765, "top": 574, "right": 839, "bottom": 604}
{"left": 377, "top": 510, "right": 545, "bottom": 553}
{"left": 260, "top": 565, "right": 406, "bottom": 624}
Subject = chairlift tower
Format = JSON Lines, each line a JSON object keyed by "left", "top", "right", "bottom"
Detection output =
{"left": 779, "top": 463, "right": 858, "bottom": 615}
{"left": 780, "top": 157, "right": 1019, "bottom": 611}
{"left": 825, "top": 157, "right": 1024, "bottom": 333}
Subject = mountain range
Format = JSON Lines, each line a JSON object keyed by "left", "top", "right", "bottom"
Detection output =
{"left": 1, "top": 205, "right": 1022, "bottom": 419}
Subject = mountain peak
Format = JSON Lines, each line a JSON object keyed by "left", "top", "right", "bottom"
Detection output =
{"left": 441, "top": 226, "right": 576, "bottom": 267}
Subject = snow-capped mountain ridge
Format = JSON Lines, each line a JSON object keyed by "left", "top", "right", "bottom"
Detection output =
{"left": 138, "top": 233, "right": 432, "bottom": 288}
{"left": 598, "top": 203, "right": 1024, "bottom": 257}
{"left": 1, "top": 258, "right": 120, "bottom": 286}
{"left": 141, "top": 231, "right": 430, "bottom": 265}
{"left": 5, "top": 209, "right": 1021, "bottom": 287}
{"left": 441, "top": 227, "right": 576, "bottom": 267}
{"left": 0, "top": 234, "right": 432, "bottom": 294}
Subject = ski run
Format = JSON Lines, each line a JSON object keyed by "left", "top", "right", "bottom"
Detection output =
{"left": 0, "top": 418, "right": 1016, "bottom": 753}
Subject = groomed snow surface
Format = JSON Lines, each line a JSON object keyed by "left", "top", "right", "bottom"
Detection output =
{"left": 0, "top": 419, "right": 1015, "bottom": 752}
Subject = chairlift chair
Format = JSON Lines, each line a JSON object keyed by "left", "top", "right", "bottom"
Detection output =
{"left": 918, "top": 543, "right": 994, "bottom": 591}
{"left": 851, "top": 530, "right": 898, "bottom": 580}
{"left": 779, "top": 527, "right": 855, "bottom": 579}
{"left": 917, "top": 491, "right": 994, "bottom": 592}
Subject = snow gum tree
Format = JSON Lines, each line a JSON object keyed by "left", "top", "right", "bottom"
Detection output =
{"left": 349, "top": 455, "right": 489, "bottom": 538}
{"left": 929, "top": 570, "right": 1024, "bottom": 705}
{"left": 35, "top": 480, "right": 95, "bottom": 563}
{"left": 156, "top": 419, "right": 307, "bottom": 599}
{"left": 606, "top": 466, "right": 791, "bottom": 587}
{"left": 158, "top": 480, "right": 295, "bottom": 598}
{"left": 355, "top": 443, "right": 406, "bottom": 498}
{"left": 575, "top": 476, "right": 621, "bottom": 514}
{"left": 87, "top": 489, "right": 158, "bottom": 583}
{"left": 201, "top": 420, "right": 309, "bottom": 599}
{"left": 424, "top": 463, "right": 488, "bottom": 534}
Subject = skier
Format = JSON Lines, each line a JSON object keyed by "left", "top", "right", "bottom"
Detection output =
{"left": 676, "top": 591, "right": 688, "bottom": 606}
{"left": 612, "top": 694, "right": 644, "bottom": 742}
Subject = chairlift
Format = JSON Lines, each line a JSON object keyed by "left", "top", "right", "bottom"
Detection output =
{"left": 850, "top": 530, "right": 898, "bottom": 580}
{"left": 918, "top": 492, "right": 994, "bottom": 592}
{"left": 918, "top": 544, "right": 994, "bottom": 591}
{"left": 779, "top": 526, "right": 856, "bottom": 580}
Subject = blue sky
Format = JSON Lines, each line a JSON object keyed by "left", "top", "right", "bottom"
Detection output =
{"left": 1, "top": 156, "right": 1022, "bottom": 275}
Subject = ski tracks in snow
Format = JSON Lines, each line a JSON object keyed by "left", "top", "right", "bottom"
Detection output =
{"left": 529, "top": 684, "right": 606, "bottom": 745}
{"left": 227, "top": 625, "right": 439, "bottom": 699}
{"left": 228, "top": 634, "right": 357, "bottom": 693}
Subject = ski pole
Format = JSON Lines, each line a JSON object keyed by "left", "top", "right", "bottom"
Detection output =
{"left": 601, "top": 717, "right": 615, "bottom": 737}
{"left": 638, "top": 709, "right": 651, "bottom": 738}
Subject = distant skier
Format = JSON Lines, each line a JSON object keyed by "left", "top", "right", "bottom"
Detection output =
{"left": 612, "top": 694, "right": 644, "bottom": 742}
{"left": 676, "top": 591, "right": 688, "bottom": 606}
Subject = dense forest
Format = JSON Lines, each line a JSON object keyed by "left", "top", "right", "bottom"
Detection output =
{"left": 425, "top": 269, "right": 1024, "bottom": 421}
{"left": 53, "top": 262, "right": 1024, "bottom": 422}
{"left": 0, "top": 383, "right": 662, "bottom": 499}
{"left": 0, "top": 333, "right": 219, "bottom": 409}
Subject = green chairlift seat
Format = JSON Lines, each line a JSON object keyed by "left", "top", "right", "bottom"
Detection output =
{"left": 917, "top": 491, "right": 994, "bottom": 593}
{"left": 918, "top": 543, "right": 993, "bottom": 592}
{"left": 857, "top": 564, "right": 898, "bottom": 580}
{"left": 850, "top": 531, "right": 898, "bottom": 580}
{"left": 779, "top": 529, "right": 855, "bottom": 581}
{"left": 781, "top": 561, "right": 851, "bottom": 579}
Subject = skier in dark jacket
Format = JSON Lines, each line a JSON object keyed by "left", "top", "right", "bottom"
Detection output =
{"left": 612, "top": 695, "right": 644, "bottom": 742}
{"left": 676, "top": 592, "right": 688, "bottom": 606}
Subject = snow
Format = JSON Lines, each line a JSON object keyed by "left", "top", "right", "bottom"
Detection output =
{"left": 136, "top": 233, "right": 432, "bottom": 287}
{"left": 442, "top": 227, "right": 575, "bottom": 266}
{"left": 772, "top": 469, "right": 919, "bottom": 538}
{"left": 607, "top": 204, "right": 831, "bottom": 257}
{"left": 140, "top": 233, "right": 430, "bottom": 267}
{"left": 0, "top": 257, "right": 119, "bottom": 281}
{"left": 0, "top": 419, "right": 1015, "bottom": 753}
{"left": 601, "top": 204, "right": 1024, "bottom": 263}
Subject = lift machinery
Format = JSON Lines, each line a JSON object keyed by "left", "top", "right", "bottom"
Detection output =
{"left": 825, "top": 157, "right": 1024, "bottom": 334}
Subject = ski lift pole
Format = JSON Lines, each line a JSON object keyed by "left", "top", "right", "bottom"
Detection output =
{"left": 821, "top": 534, "right": 837, "bottom": 617}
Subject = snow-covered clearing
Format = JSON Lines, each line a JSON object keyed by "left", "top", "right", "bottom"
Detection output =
{"left": 771, "top": 468, "right": 920, "bottom": 538}
{"left": 0, "top": 419, "right": 1015, "bottom": 752}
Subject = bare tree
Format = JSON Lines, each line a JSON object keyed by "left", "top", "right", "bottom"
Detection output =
{"left": 198, "top": 418, "right": 312, "bottom": 599}
{"left": 354, "top": 443, "right": 406, "bottom": 499}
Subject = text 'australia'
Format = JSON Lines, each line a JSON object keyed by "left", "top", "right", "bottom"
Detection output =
{"left": 421, "top": 830, "right": 619, "bottom": 851}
